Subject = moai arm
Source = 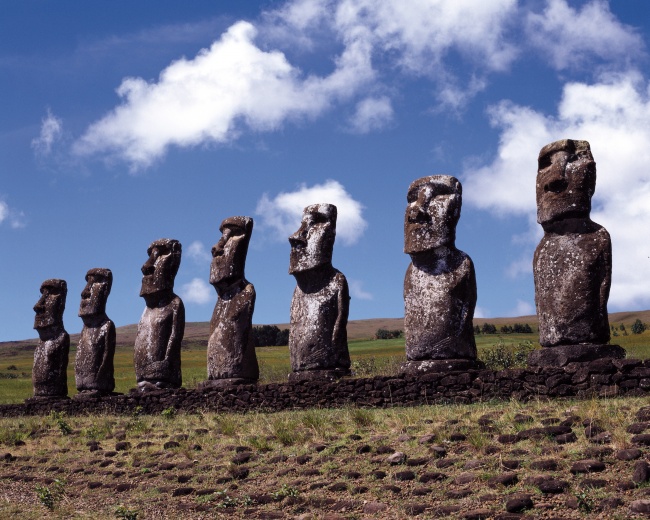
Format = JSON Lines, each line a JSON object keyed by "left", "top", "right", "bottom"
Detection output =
{"left": 333, "top": 272, "right": 349, "bottom": 351}
{"left": 457, "top": 257, "right": 477, "bottom": 337}
{"left": 166, "top": 298, "right": 185, "bottom": 363}
{"left": 98, "top": 321, "right": 116, "bottom": 382}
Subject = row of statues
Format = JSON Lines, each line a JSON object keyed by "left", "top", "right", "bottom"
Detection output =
{"left": 29, "top": 139, "right": 624, "bottom": 399}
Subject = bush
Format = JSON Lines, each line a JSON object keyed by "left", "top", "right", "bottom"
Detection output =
{"left": 252, "top": 325, "right": 290, "bottom": 347}
{"left": 473, "top": 325, "right": 481, "bottom": 335}
{"left": 481, "top": 340, "right": 535, "bottom": 370}
{"left": 631, "top": 319, "right": 646, "bottom": 335}
{"left": 375, "top": 329, "right": 402, "bottom": 340}
{"left": 481, "top": 323, "right": 497, "bottom": 334}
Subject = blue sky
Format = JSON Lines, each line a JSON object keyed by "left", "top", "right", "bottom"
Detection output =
{"left": 2, "top": 0, "right": 650, "bottom": 342}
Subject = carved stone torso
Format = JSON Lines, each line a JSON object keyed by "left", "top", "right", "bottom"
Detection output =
{"left": 33, "top": 330, "right": 70, "bottom": 397}
{"left": 404, "top": 249, "right": 476, "bottom": 361}
{"left": 534, "top": 223, "right": 611, "bottom": 347}
{"left": 207, "top": 282, "right": 258, "bottom": 381}
{"left": 134, "top": 295, "right": 184, "bottom": 387}
{"left": 75, "top": 319, "right": 116, "bottom": 393}
{"left": 289, "top": 269, "right": 350, "bottom": 372}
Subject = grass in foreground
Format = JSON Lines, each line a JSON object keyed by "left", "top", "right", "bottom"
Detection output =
{"left": 0, "top": 397, "right": 648, "bottom": 518}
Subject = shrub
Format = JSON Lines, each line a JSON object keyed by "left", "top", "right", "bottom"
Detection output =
{"left": 35, "top": 479, "right": 65, "bottom": 510}
{"left": 375, "top": 329, "right": 402, "bottom": 339}
{"left": 115, "top": 505, "right": 139, "bottom": 520}
{"left": 631, "top": 319, "right": 646, "bottom": 335}
{"left": 252, "top": 325, "right": 290, "bottom": 347}
{"left": 481, "top": 340, "right": 535, "bottom": 370}
{"left": 481, "top": 323, "right": 497, "bottom": 334}
{"left": 473, "top": 325, "right": 481, "bottom": 335}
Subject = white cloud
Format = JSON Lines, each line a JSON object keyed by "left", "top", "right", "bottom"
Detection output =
{"left": 348, "top": 96, "right": 393, "bottom": 133}
{"left": 508, "top": 299, "right": 535, "bottom": 317}
{"left": 32, "top": 109, "right": 63, "bottom": 156}
{"left": 73, "top": 20, "right": 374, "bottom": 170}
{"left": 474, "top": 306, "right": 489, "bottom": 319}
{"left": 255, "top": 179, "right": 367, "bottom": 245}
{"left": 462, "top": 71, "right": 650, "bottom": 309}
{"left": 179, "top": 277, "right": 213, "bottom": 305}
{"left": 348, "top": 278, "right": 373, "bottom": 300}
{"left": 187, "top": 240, "right": 211, "bottom": 264}
{"left": 0, "top": 200, "right": 26, "bottom": 229}
{"left": 526, "top": 0, "right": 644, "bottom": 70}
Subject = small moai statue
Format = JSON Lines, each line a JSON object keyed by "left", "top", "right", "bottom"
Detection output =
{"left": 529, "top": 139, "right": 625, "bottom": 366}
{"left": 401, "top": 175, "right": 480, "bottom": 375}
{"left": 134, "top": 239, "right": 185, "bottom": 391}
{"left": 201, "top": 216, "right": 258, "bottom": 388}
{"left": 31, "top": 279, "right": 70, "bottom": 399}
{"left": 288, "top": 204, "right": 351, "bottom": 381}
{"left": 75, "top": 268, "right": 116, "bottom": 397}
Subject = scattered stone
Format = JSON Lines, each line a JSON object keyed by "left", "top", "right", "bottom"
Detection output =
{"left": 530, "top": 459, "right": 558, "bottom": 471}
{"left": 498, "top": 434, "right": 519, "bottom": 445}
{"left": 633, "top": 461, "right": 650, "bottom": 484}
{"left": 394, "top": 470, "right": 415, "bottom": 481}
{"left": 462, "top": 509, "right": 491, "bottom": 519}
{"left": 232, "top": 452, "right": 251, "bottom": 465}
{"left": 418, "top": 434, "right": 435, "bottom": 444}
{"left": 513, "top": 414, "right": 534, "bottom": 424}
{"left": 430, "top": 446, "right": 447, "bottom": 458}
{"left": 632, "top": 434, "right": 650, "bottom": 446}
{"left": 371, "top": 470, "right": 386, "bottom": 480}
{"left": 163, "top": 441, "right": 180, "bottom": 450}
{"left": 115, "top": 442, "right": 130, "bottom": 451}
{"left": 363, "top": 502, "right": 389, "bottom": 514}
{"left": 296, "top": 455, "right": 311, "bottom": 465}
{"left": 449, "top": 433, "right": 467, "bottom": 442}
{"left": 630, "top": 500, "right": 650, "bottom": 514}
{"left": 376, "top": 445, "right": 394, "bottom": 455}
{"left": 506, "top": 495, "right": 533, "bottom": 513}
{"left": 464, "top": 459, "right": 484, "bottom": 469}
{"left": 588, "top": 432, "right": 611, "bottom": 444}
{"left": 412, "top": 487, "right": 432, "bottom": 496}
{"left": 580, "top": 479, "right": 607, "bottom": 489}
{"left": 355, "top": 445, "right": 371, "bottom": 454}
{"left": 627, "top": 422, "right": 650, "bottom": 434}
{"left": 597, "top": 497, "right": 623, "bottom": 511}
{"left": 386, "top": 452, "right": 406, "bottom": 465}
{"left": 381, "top": 484, "right": 401, "bottom": 494}
{"left": 502, "top": 460, "right": 521, "bottom": 470}
{"left": 403, "top": 503, "right": 427, "bottom": 516}
{"left": 570, "top": 459, "right": 605, "bottom": 474}
{"left": 419, "top": 472, "right": 447, "bottom": 483}
{"left": 406, "top": 457, "right": 429, "bottom": 467}
{"left": 555, "top": 432, "right": 577, "bottom": 444}
{"left": 454, "top": 472, "right": 477, "bottom": 485}
{"left": 538, "top": 479, "right": 568, "bottom": 494}
{"left": 328, "top": 482, "right": 347, "bottom": 492}
{"left": 488, "top": 472, "right": 518, "bottom": 487}
{"left": 115, "top": 483, "right": 135, "bottom": 492}
{"left": 617, "top": 448, "right": 643, "bottom": 461}
{"left": 172, "top": 487, "right": 194, "bottom": 497}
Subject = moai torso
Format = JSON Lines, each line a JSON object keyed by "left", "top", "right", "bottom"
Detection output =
{"left": 289, "top": 269, "right": 350, "bottom": 372}
{"left": 76, "top": 319, "right": 116, "bottom": 393}
{"left": 404, "top": 249, "right": 476, "bottom": 360}
{"left": 33, "top": 331, "right": 70, "bottom": 397}
{"left": 208, "top": 282, "right": 258, "bottom": 380}
{"left": 134, "top": 296, "right": 184, "bottom": 387}
{"left": 534, "top": 221, "right": 611, "bottom": 346}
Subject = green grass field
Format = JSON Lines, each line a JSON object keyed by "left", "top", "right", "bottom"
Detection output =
{"left": 0, "top": 330, "right": 648, "bottom": 405}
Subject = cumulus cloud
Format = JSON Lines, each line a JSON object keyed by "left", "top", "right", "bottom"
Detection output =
{"left": 348, "top": 96, "right": 393, "bottom": 133}
{"left": 186, "top": 240, "right": 212, "bottom": 264}
{"left": 508, "top": 299, "right": 535, "bottom": 317}
{"left": 474, "top": 306, "right": 489, "bottom": 319}
{"left": 73, "top": 20, "right": 373, "bottom": 169}
{"left": 180, "top": 277, "right": 213, "bottom": 305}
{"left": 348, "top": 279, "right": 373, "bottom": 300}
{"left": 463, "top": 71, "right": 650, "bottom": 309}
{"left": 255, "top": 179, "right": 367, "bottom": 245}
{"left": 526, "top": 0, "right": 644, "bottom": 70}
{"left": 0, "top": 200, "right": 26, "bottom": 229}
{"left": 32, "top": 109, "right": 63, "bottom": 156}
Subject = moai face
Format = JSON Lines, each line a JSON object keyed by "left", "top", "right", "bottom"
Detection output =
{"left": 210, "top": 217, "right": 253, "bottom": 288}
{"left": 140, "top": 239, "right": 182, "bottom": 297}
{"left": 79, "top": 268, "right": 113, "bottom": 317}
{"left": 34, "top": 279, "right": 67, "bottom": 330}
{"left": 536, "top": 139, "right": 596, "bottom": 227}
{"left": 289, "top": 204, "right": 337, "bottom": 275}
{"left": 404, "top": 175, "right": 462, "bottom": 255}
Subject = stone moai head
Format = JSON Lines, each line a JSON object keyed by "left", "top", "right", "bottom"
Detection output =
{"left": 289, "top": 204, "right": 337, "bottom": 275}
{"left": 140, "top": 239, "right": 182, "bottom": 298}
{"left": 210, "top": 216, "right": 253, "bottom": 289}
{"left": 33, "top": 279, "right": 67, "bottom": 332}
{"left": 404, "top": 175, "right": 462, "bottom": 255}
{"left": 79, "top": 268, "right": 112, "bottom": 318}
{"left": 536, "top": 139, "right": 596, "bottom": 228}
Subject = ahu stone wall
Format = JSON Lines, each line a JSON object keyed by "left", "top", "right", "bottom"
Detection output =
{"left": 1, "top": 357, "right": 649, "bottom": 417}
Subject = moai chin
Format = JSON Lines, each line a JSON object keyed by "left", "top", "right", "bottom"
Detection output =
{"left": 529, "top": 139, "right": 625, "bottom": 366}
{"left": 134, "top": 239, "right": 185, "bottom": 391}
{"left": 401, "top": 175, "right": 480, "bottom": 375}
{"left": 201, "top": 216, "right": 259, "bottom": 388}
{"left": 75, "top": 268, "right": 116, "bottom": 397}
{"left": 288, "top": 204, "right": 351, "bottom": 381}
{"left": 31, "top": 279, "right": 70, "bottom": 399}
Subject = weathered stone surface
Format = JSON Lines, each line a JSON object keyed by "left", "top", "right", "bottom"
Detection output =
{"left": 32, "top": 279, "right": 69, "bottom": 398}
{"left": 403, "top": 176, "right": 477, "bottom": 367}
{"left": 134, "top": 239, "right": 185, "bottom": 390}
{"left": 528, "top": 343, "right": 625, "bottom": 367}
{"left": 288, "top": 204, "right": 351, "bottom": 378}
{"left": 532, "top": 139, "right": 622, "bottom": 365}
{"left": 205, "top": 216, "right": 258, "bottom": 384}
{"left": 75, "top": 268, "right": 116, "bottom": 395}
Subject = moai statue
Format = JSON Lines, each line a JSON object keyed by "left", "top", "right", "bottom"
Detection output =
{"left": 134, "top": 239, "right": 185, "bottom": 390}
{"left": 201, "top": 216, "right": 258, "bottom": 388}
{"left": 529, "top": 139, "right": 625, "bottom": 366}
{"left": 75, "top": 268, "right": 116, "bottom": 397}
{"left": 288, "top": 204, "right": 351, "bottom": 381}
{"left": 32, "top": 279, "right": 69, "bottom": 399}
{"left": 401, "top": 175, "right": 480, "bottom": 375}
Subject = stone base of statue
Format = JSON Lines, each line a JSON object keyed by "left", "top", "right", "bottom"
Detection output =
{"left": 288, "top": 369, "right": 351, "bottom": 382}
{"left": 73, "top": 390, "right": 122, "bottom": 400}
{"left": 134, "top": 381, "right": 178, "bottom": 393}
{"left": 25, "top": 395, "right": 69, "bottom": 404}
{"left": 528, "top": 344, "right": 626, "bottom": 368}
{"left": 401, "top": 358, "right": 485, "bottom": 376}
{"left": 198, "top": 378, "right": 257, "bottom": 390}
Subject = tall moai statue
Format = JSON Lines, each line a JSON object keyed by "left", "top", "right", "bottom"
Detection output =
{"left": 134, "top": 239, "right": 185, "bottom": 391}
{"left": 529, "top": 139, "right": 625, "bottom": 366}
{"left": 401, "top": 175, "right": 480, "bottom": 375}
{"left": 32, "top": 279, "right": 70, "bottom": 399}
{"left": 288, "top": 204, "right": 351, "bottom": 381}
{"left": 202, "top": 216, "right": 259, "bottom": 387}
{"left": 75, "top": 268, "right": 116, "bottom": 397}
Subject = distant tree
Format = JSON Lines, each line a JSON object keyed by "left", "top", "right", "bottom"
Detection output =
{"left": 375, "top": 329, "right": 402, "bottom": 340}
{"left": 500, "top": 325, "right": 513, "bottom": 334}
{"left": 473, "top": 325, "right": 481, "bottom": 335}
{"left": 620, "top": 323, "right": 626, "bottom": 331}
{"left": 275, "top": 328, "right": 290, "bottom": 346}
{"left": 631, "top": 319, "right": 646, "bottom": 335}
{"left": 512, "top": 323, "right": 533, "bottom": 333}
{"left": 252, "top": 325, "right": 289, "bottom": 347}
{"left": 481, "top": 323, "right": 497, "bottom": 334}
